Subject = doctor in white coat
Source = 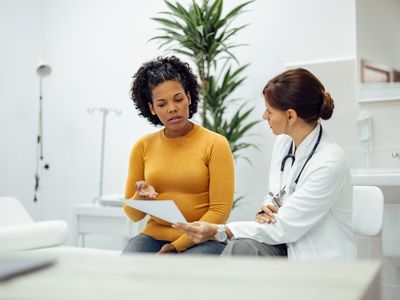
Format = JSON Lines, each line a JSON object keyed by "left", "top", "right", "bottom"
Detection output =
{"left": 174, "top": 68, "right": 357, "bottom": 261}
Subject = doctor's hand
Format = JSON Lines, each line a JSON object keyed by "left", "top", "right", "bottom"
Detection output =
{"left": 173, "top": 221, "right": 217, "bottom": 244}
{"left": 135, "top": 181, "right": 158, "bottom": 200}
{"left": 157, "top": 243, "right": 177, "bottom": 255}
{"left": 256, "top": 204, "right": 279, "bottom": 224}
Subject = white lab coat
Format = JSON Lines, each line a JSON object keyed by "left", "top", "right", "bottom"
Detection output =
{"left": 228, "top": 125, "right": 357, "bottom": 261}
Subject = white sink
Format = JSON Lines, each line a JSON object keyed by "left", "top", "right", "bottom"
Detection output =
{"left": 351, "top": 168, "right": 400, "bottom": 186}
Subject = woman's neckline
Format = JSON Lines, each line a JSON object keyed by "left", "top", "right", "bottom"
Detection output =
{"left": 160, "top": 121, "right": 197, "bottom": 141}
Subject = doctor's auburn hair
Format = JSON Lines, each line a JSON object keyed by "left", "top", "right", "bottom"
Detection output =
{"left": 263, "top": 68, "right": 334, "bottom": 123}
{"left": 130, "top": 56, "right": 199, "bottom": 126}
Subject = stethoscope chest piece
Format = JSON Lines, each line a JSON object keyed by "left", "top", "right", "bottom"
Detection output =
{"left": 270, "top": 124, "right": 323, "bottom": 207}
{"left": 270, "top": 189, "right": 286, "bottom": 208}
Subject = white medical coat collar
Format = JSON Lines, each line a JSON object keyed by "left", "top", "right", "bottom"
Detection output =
{"left": 290, "top": 123, "right": 322, "bottom": 162}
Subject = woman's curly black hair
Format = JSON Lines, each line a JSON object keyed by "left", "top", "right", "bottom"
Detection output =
{"left": 130, "top": 56, "right": 199, "bottom": 126}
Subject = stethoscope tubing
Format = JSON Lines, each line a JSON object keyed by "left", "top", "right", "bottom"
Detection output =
{"left": 279, "top": 124, "right": 323, "bottom": 189}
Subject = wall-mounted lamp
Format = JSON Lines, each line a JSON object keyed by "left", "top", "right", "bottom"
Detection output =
{"left": 34, "top": 59, "right": 52, "bottom": 202}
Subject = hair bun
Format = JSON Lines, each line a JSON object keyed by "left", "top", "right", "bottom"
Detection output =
{"left": 320, "top": 91, "right": 334, "bottom": 120}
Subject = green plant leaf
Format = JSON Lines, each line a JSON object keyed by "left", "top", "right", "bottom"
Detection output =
{"left": 222, "top": 0, "right": 254, "bottom": 22}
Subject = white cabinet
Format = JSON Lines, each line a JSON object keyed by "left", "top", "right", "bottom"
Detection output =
{"left": 73, "top": 204, "right": 143, "bottom": 248}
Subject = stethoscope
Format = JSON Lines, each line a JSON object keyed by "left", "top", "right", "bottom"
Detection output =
{"left": 270, "top": 124, "right": 323, "bottom": 208}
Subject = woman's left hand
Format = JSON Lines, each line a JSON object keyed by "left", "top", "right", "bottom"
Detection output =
{"left": 157, "top": 243, "right": 177, "bottom": 254}
{"left": 173, "top": 221, "right": 217, "bottom": 244}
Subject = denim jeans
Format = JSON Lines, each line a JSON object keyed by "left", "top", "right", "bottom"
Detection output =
{"left": 121, "top": 234, "right": 226, "bottom": 256}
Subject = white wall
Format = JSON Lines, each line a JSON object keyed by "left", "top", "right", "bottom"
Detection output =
{"left": 38, "top": 0, "right": 161, "bottom": 224}
{"left": 354, "top": 0, "right": 400, "bottom": 166}
{"left": 0, "top": 0, "right": 356, "bottom": 244}
{"left": 0, "top": 0, "right": 44, "bottom": 219}
{"left": 356, "top": 0, "right": 400, "bottom": 69}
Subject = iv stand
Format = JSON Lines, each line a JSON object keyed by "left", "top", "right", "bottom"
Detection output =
{"left": 88, "top": 107, "right": 121, "bottom": 204}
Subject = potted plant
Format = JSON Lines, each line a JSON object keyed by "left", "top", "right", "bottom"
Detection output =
{"left": 151, "top": 0, "right": 259, "bottom": 164}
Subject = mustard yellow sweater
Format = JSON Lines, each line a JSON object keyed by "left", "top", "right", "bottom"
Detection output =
{"left": 123, "top": 123, "right": 234, "bottom": 252}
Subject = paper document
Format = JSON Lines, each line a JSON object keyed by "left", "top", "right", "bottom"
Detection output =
{"left": 123, "top": 200, "right": 187, "bottom": 224}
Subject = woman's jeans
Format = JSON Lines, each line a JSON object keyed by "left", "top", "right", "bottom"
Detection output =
{"left": 121, "top": 234, "right": 226, "bottom": 256}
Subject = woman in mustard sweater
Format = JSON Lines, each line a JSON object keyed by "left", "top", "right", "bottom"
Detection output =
{"left": 122, "top": 56, "right": 234, "bottom": 255}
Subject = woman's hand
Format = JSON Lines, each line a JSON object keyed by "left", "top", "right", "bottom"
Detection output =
{"left": 255, "top": 204, "right": 279, "bottom": 224}
{"left": 157, "top": 243, "right": 177, "bottom": 254}
{"left": 173, "top": 221, "right": 217, "bottom": 244}
{"left": 135, "top": 181, "right": 158, "bottom": 200}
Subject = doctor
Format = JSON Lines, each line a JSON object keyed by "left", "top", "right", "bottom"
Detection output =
{"left": 174, "top": 68, "right": 357, "bottom": 261}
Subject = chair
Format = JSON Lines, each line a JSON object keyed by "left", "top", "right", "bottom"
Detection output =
{"left": 0, "top": 196, "right": 68, "bottom": 252}
{"left": 352, "top": 186, "right": 384, "bottom": 236}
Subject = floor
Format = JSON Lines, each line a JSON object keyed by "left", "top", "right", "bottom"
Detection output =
{"left": 381, "top": 256, "right": 400, "bottom": 299}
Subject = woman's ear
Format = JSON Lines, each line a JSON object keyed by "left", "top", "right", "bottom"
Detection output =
{"left": 186, "top": 92, "right": 192, "bottom": 105}
{"left": 286, "top": 109, "right": 298, "bottom": 125}
{"left": 148, "top": 103, "right": 156, "bottom": 115}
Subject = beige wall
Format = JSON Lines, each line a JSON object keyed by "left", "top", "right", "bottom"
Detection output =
{"left": 357, "top": 0, "right": 400, "bottom": 70}
{"left": 289, "top": 59, "right": 400, "bottom": 170}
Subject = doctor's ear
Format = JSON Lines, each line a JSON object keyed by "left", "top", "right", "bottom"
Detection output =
{"left": 286, "top": 109, "right": 298, "bottom": 125}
